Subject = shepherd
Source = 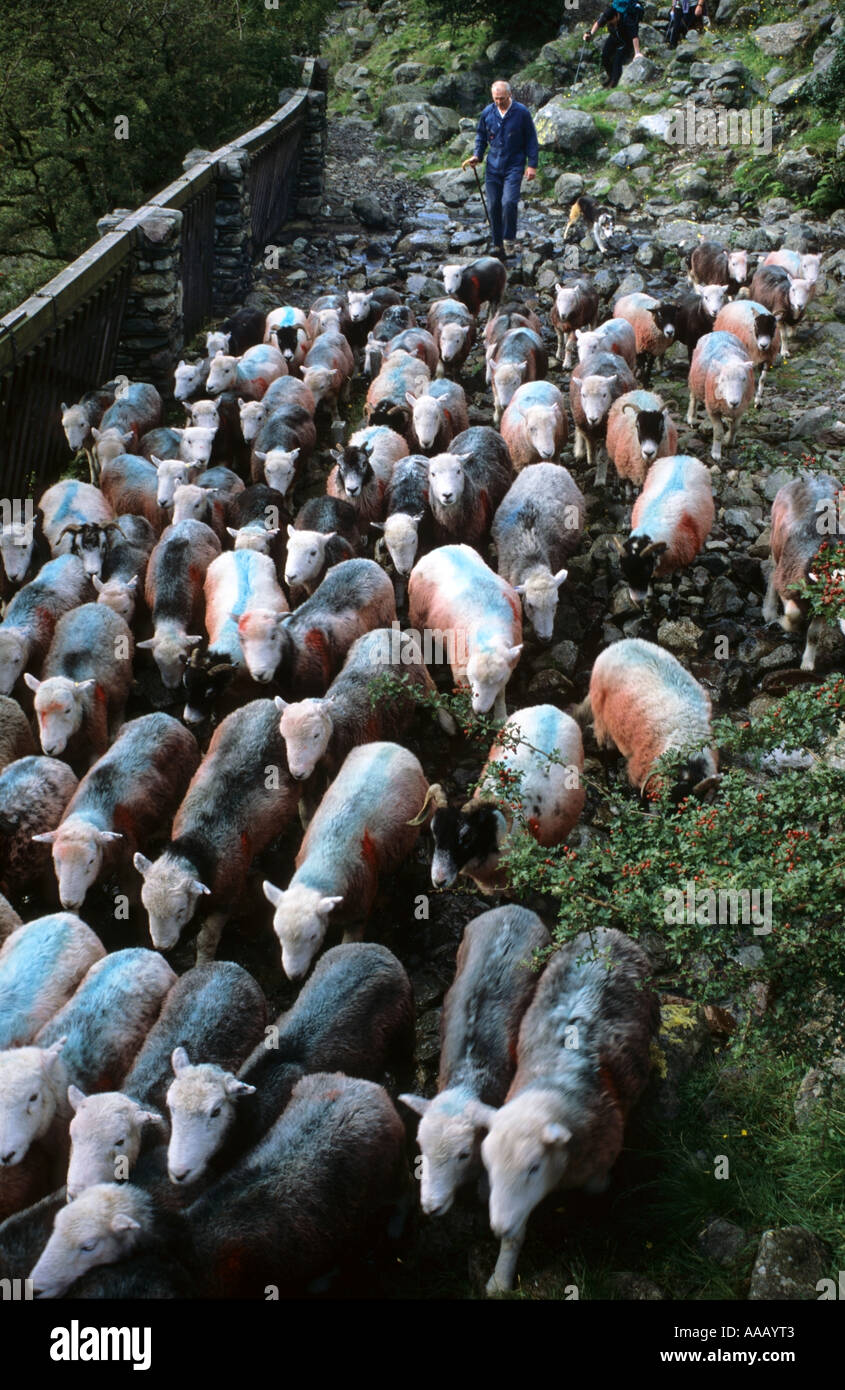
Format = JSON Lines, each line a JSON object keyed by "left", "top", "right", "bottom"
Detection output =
{"left": 463, "top": 81, "right": 539, "bottom": 262}
{"left": 584, "top": 0, "right": 644, "bottom": 88}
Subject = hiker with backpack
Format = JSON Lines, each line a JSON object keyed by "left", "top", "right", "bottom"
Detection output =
{"left": 665, "top": 0, "right": 709, "bottom": 49}
{"left": 583, "top": 1, "right": 645, "bottom": 89}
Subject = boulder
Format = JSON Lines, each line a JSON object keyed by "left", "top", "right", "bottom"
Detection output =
{"left": 753, "top": 21, "right": 811, "bottom": 58}
{"left": 633, "top": 112, "right": 676, "bottom": 144}
{"left": 428, "top": 71, "right": 490, "bottom": 115}
{"left": 611, "top": 143, "right": 649, "bottom": 169}
{"left": 352, "top": 194, "right": 397, "bottom": 230}
{"left": 553, "top": 171, "right": 586, "bottom": 204}
{"left": 769, "top": 71, "right": 814, "bottom": 108}
{"left": 776, "top": 147, "right": 823, "bottom": 195}
{"left": 380, "top": 103, "right": 461, "bottom": 149}
{"left": 607, "top": 178, "right": 638, "bottom": 211}
{"left": 618, "top": 55, "right": 660, "bottom": 87}
{"left": 748, "top": 1227, "right": 831, "bottom": 1300}
{"left": 534, "top": 99, "right": 599, "bottom": 154}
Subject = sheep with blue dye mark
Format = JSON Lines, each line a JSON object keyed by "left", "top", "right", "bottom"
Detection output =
{"left": 372, "top": 456, "right": 432, "bottom": 583}
{"left": 38, "top": 480, "right": 114, "bottom": 568}
{"left": 0, "top": 914, "right": 105, "bottom": 1050}
{"left": 499, "top": 381, "right": 568, "bottom": 471}
{"left": 492, "top": 463, "right": 585, "bottom": 641}
{"left": 400, "top": 906, "right": 549, "bottom": 1216}
{"left": 0, "top": 756, "right": 78, "bottom": 900}
{"left": 327, "top": 425, "right": 409, "bottom": 525}
{"left": 60, "top": 381, "right": 121, "bottom": 481}
{"left": 171, "top": 466, "right": 245, "bottom": 543}
{"left": 762, "top": 249, "right": 821, "bottom": 298}
{"left": 365, "top": 350, "right": 432, "bottom": 437}
{"left": 575, "top": 317, "right": 637, "bottom": 372}
{"left": 263, "top": 741, "right": 428, "bottom": 981}
{"left": 95, "top": 380, "right": 162, "bottom": 459}
{"left": 763, "top": 472, "right": 844, "bottom": 672}
{"left": 577, "top": 637, "right": 719, "bottom": 802}
{"left": 426, "top": 298, "right": 477, "bottom": 377}
{"left": 479, "top": 927, "right": 659, "bottom": 1294}
{"left": 384, "top": 327, "right": 440, "bottom": 376}
{"left": 206, "top": 342, "right": 286, "bottom": 400}
{"left": 0, "top": 554, "right": 92, "bottom": 698}
{"left": 33, "top": 713, "right": 199, "bottom": 913}
{"left": 570, "top": 350, "right": 637, "bottom": 481}
{"left": 25, "top": 603, "right": 134, "bottom": 769}
{"left": 604, "top": 390, "right": 679, "bottom": 489}
{"left": 488, "top": 327, "right": 548, "bottom": 426}
{"left": 712, "top": 300, "right": 781, "bottom": 408}
{"left": 100, "top": 454, "right": 165, "bottom": 533}
{"left": 428, "top": 426, "right": 513, "bottom": 548}
{"left": 687, "top": 330, "right": 755, "bottom": 462}
{"left": 92, "top": 513, "right": 156, "bottom": 624}
{"left": 616, "top": 454, "right": 714, "bottom": 606}
{"left": 301, "top": 331, "right": 355, "bottom": 420}
{"left": 409, "top": 544, "right": 523, "bottom": 719}
{"left": 164, "top": 943, "right": 414, "bottom": 1184}
{"left": 137, "top": 519, "right": 221, "bottom": 689}
{"left": 134, "top": 699, "right": 300, "bottom": 962}
{"left": 749, "top": 265, "right": 811, "bottom": 358}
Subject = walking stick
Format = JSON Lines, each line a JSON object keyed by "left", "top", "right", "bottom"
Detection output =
{"left": 461, "top": 158, "right": 495, "bottom": 241}
{"left": 573, "top": 39, "right": 587, "bottom": 85}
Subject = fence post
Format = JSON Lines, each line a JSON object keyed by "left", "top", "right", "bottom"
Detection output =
{"left": 118, "top": 206, "right": 184, "bottom": 396}
{"left": 213, "top": 149, "right": 253, "bottom": 316}
{"left": 295, "top": 62, "right": 329, "bottom": 218}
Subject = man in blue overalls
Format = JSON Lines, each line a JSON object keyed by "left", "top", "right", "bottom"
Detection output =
{"left": 464, "top": 81, "right": 539, "bottom": 260}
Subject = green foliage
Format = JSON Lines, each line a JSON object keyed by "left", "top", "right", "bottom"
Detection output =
{"left": 807, "top": 21, "right": 845, "bottom": 118}
{"left": 800, "top": 539, "right": 845, "bottom": 631}
{"left": 0, "top": 0, "right": 334, "bottom": 314}
{"left": 423, "top": 0, "right": 562, "bottom": 44}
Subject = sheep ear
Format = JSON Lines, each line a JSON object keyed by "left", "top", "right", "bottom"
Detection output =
{"left": 91, "top": 428, "right": 101, "bottom": 441}
{"left": 136, "top": 1107, "right": 166, "bottom": 1129}
{"left": 465, "top": 1100, "right": 498, "bottom": 1130}
{"left": 92, "top": 575, "right": 105, "bottom": 593}
{"left": 135, "top": 637, "right": 156, "bottom": 649}
{"left": 75, "top": 679, "right": 97, "bottom": 692}
{"left": 398, "top": 1093, "right": 431, "bottom": 1118}
{"left": 513, "top": 583, "right": 526, "bottom": 596}
{"left": 554, "top": 568, "right": 568, "bottom": 588}
{"left": 319, "top": 895, "right": 343, "bottom": 916}
{"left": 543, "top": 1123, "right": 572, "bottom": 1147}
{"left": 44, "top": 1036, "right": 66, "bottom": 1061}
{"left": 223, "top": 1076, "right": 256, "bottom": 1097}
{"left": 23, "top": 672, "right": 41, "bottom": 692}
{"left": 61, "top": 402, "right": 69, "bottom": 413}
{"left": 274, "top": 696, "right": 288, "bottom": 714}
{"left": 287, "top": 525, "right": 296, "bottom": 538}
{"left": 255, "top": 451, "right": 267, "bottom": 463}
{"left": 97, "top": 829, "right": 124, "bottom": 843}
{"left": 172, "top": 1046, "right": 190, "bottom": 1076}
{"left": 289, "top": 448, "right": 300, "bottom": 463}
{"left": 263, "top": 879, "right": 284, "bottom": 907}
{"left": 112, "top": 1213, "right": 141, "bottom": 1234}
{"left": 134, "top": 852, "right": 152, "bottom": 876}
{"left": 150, "top": 455, "right": 163, "bottom": 469}
{"left": 405, "top": 391, "right": 418, "bottom": 406}
{"left": 31, "top": 831, "right": 57, "bottom": 844}
{"left": 507, "top": 644, "right": 523, "bottom": 663}
{"left": 67, "top": 1084, "right": 86, "bottom": 1112}
{"left": 192, "top": 879, "right": 211, "bottom": 896}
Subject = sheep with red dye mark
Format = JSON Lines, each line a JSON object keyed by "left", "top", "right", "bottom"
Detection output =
{"left": 383, "top": 327, "right": 439, "bottom": 376}
{"left": 485, "top": 305, "right": 543, "bottom": 358}
{"left": 33, "top": 713, "right": 199, "bottom": 913}
{"left": 238, "top": 378, "right": 315, "bottom": 443}
{"left": 99, "top": 456, "right": 165, "bottom": 535}
{"left": 687, "top": 330, "right": 755, "bottom": 462}
{"left": 575, "top": 317, "right": 637, "bottom": 372}
{"left": 400, "top": 905, "right": 549, "bottom": 1218}
{"left": 327, "top": 425, "right": 409, "bottom": 525}
{"left": 500, "top": 381, "right": 568, "bottom": 471}
{"left": 306, "top": 292, "right": 352, "bottom": 341}
{"left": 616, "top": 454, "right": 714, "bottom": 606}
{"left": 613, "top": 292, "right": 679, "bottom": 386}
{"left": 134, "top": 699, "right": 300, "bottom": 963}
{"left": 408, "top": 543, "right": 522, "bottom": 719}
{"left": 263, "top": 741, "right": 429, "bottom": 980}
{"left": 173, "top": 360, "right": 211, "bottom": 403}
{"left": 426, "top": 298, "right": 476, "bottom": 378}
{"left": 301, "top": 331, "right": 355, "bottom": 420}
{"left": 93, "top": 514, "right": 156, "bottom": 624}
{"left": 372, "top": 456, "right": 432, "bottom": 583}
{"left": 687, "top": 241, "right": 749, "bottom": 297}
{"left": 347, "top": 288, "right": 403, "bottom": 341}
{"left": 137, "top": 520, "right": 221, "bottom": 690}
{"left": 422, "top": 704, "right": 584, "bottom": 895}
{"left": 439, "top": 257, "right": 507, "bottom": 318}
{"left": 489, "top": 328, "right": 548, "bottom": 426}
{"left": 0, "top": 913, "right": 105, "bottom": 1050}
{"left": 38, "top": 480, "right": 114, "bottom": 564}
{"left": 749, "top": 265, "right": 811, "bottom": 358}
{"left": 492, "top": 463, "right": 585, "bottom": 640}
{"left": 428, "top": 426, "right": 513, "bottom": 549}
{"left": 763, "top": 472, "right": 844, "bottom": 672}
{"left": 605, "top": 390, "right": 679, "bottom": 489}
{"left": 712, "top": 300, "right": 780, "bottom": 408}
{"left": 577, "top": 637, "right": 719, "bottom": 802}
{"left": 0, "top": 755, "right": 78, "bottom": 900}
{"left": 95, "top": 382, "right": 162, "bottom": 469}
{"left": 406, "top": 379, "right": 469, "bottom": 455}
{"left": 206, "top": 343, "right": 286, "bottom": 401}
{"left": 238, "top": 558, "right": 396, "bottom": 694}
{"left": 549, "top": 279, "right": 598, "bottom": 370}
{"left": 0, "top": 555, "right": 93, "bottom": 698}
{"left": 762, "top": 249, "right": 821, "bottom": 298}
{"left": 284, "top": 497, "right": 360, "bottom": 600}
{"left": 250, "top": 403, "right": 317, "bottom": 497}
{"left": 673, "top": 284, "right": 729, "bottom": 363}
{"left": 570, "top": 349, "right": 637, "bottom": 482}
{"left": 365, "top": 350, "right": 431, "bottom": 437}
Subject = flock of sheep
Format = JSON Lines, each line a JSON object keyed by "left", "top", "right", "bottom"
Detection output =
{"left": 0, "top": 232, "right": 837, "bottom": 1298}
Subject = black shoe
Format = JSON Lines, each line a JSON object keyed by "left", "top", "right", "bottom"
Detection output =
{"left": 491, "top": 244, "right": 506, "bottom": 261}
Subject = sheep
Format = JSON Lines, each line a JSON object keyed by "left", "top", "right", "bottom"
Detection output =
{"left": 574, "top": 316, "right": 637, "bottom": 373}
{"left": 485, "top": 304, "right": 544, "bottom": 359}
{"left": 749, "top": 265, "right": 811, "bottom": 358}
{"left": 0, "top": 695, "right": 35, "bottom": 772}
{"left": 492, "top": 463, "right": 585, "bottom": 640}
{"left": 176, "top": 425, "right": 218, "bottom": 472}
{"left": 0, "top": 914, "right": 105, "bottom": 1050}
{"left": 134, "top": 699, "right": 300, "bottom": 962}
{"left": 762, "top": 249, "right": 821, "bottom": 297}
{"left": 0, "top": 894, "right": 21, "bottom": 944}
{"left": 99, "top": 454, "right": 165, "bottom": 533}
{"left": 60, "top": 382, "right": 121, "bottom": 472}
{"left": 206, "top": 343, "right": 286, "bottom": 400}
{"left": 38, "top": 480, "right": 114, "bottom": 564}
{"left": 370, "top": 303, "right": 416, "bottom": 343}
{"left": 613, "top": 292, "right": 680, "bottom": 385}
{"left": 33, "top": 713, "right": 200, "bottom": 913}
{"left": 239, "top": 556, "right": 395, "bottom": 695}
{"left": 570, "top": 349, "right": 637, "bottom": 481}
{"left": 264, "top": 304, "right": 310, "bottom": 349}
{"left": 400, "top": 905, "right": 549, "bottom": 1216}
{"left": 479, "top": 927, "right": 659, "bottom": 1294}
{"left": 423, "top": 705, "right": 584, "bottom": 894}
{"left": 687, "top": 240, "right": 749, "bottom": 296}
{"left": 95, "top": 381, "right": 162, "bottom": 468}
{"left": 605, "top": 390, "right": 680, "bottom": 489}
{"left": 371, "top": 456, "right": 432, "bottom": 587}
{"left": 276, "top": 626, "right": 439, "bottom": 784}
{"left": 226, "top": 484, "right": 290, "bottom": 559}
{"left": 92, "top": 513, "right": 156, "bottom": 624}
{"left": 306, "top": 292, "right": 352, "bottom": 341}
{"left": 138, "top": 425, "right": 185, "bottom": 463}
{"left": 248, "top": 373, "right": 316, "bottom": 427}
{"left": 150, "top": 456, "right": 201, "bottom": 510}
{"left": 615, "top": 454, "right": 715, "bottom": 605}
{"left": 577, "top": 636, "right": 719, "bottom": 801}
{"left": 673, "top": 284, "right": 730, "bottom": 362}
{"left": 170, "top": 465, "right": 246, "bottom": 541}
{"left": 164, "top": 943, "right": 414, "bottom": 1184}
{"left": 428, "top": 426, "right": 513, "bottom": 549}
{"left": 499, "top": 380, "right": 568, "bottom": 471}
{"left": 687, "top": 330, "right": 755, "bottom": 462}
{"left": 489, "top": 327, "right": 548, "bottom": 426}
{"left": 181, "top": 550, "right": 289, "bottom": 725}
{"left": 713, "top": 299, "right": 781, "bottom": 408}
{"left": 365, "top": 350, "right": 432, "bottom": 436}
{"left": 384, "top": 327, "right": 440, "bottom": 375}
{"left": 406, "top": 379, "right": 469, "bottom": 455}
{"left": 0, "top": 555, "right": 92, "bottom": 698}
{"left": 173, "top": 359, "right": 211, "bottom": 402}
{"left": 301, "top": 331, "right": 355, "bottom": 420}
{"left": 90, "top": 425, "right": 135, "bottom": 477}
{"left": 549, "top": 278, "right": 599, "bottom": 370}
{"left": 439, "top": 256, "right": 507, "bottom": 318}
{"left": 0, "top": 757, "right": 78, "bottom": 901}
{"left": 31, "top": 1073, "right": 407, "bottom": 1299}
{"left": 293, "top": 494, "right": 361, "bottom": 552}
{"left": 136, "top": 519, "right": 221, "bottom": 689}
{"left": 0, "top": 508, "right": 49, "bottom": 591}
{"left": 284, "top": 530, "right": 355, "bottom": 602}
{"left": 0, "top": 1039, "right": 71, "bottom": 1176}
{"left": 264, "top": 319, "right": 309, "bottom": 372}
{"left": 250, "top": 403, "right": 317, "bottom": 496}
{"left": 408, "top": 544, "right": 522, "bottom": 719}
{"left": 327, "top": 426, "right": 409, "bottom": 525}
{"left": 426, "top": 298, "right": 477, "bottom": 377}
{"left": 763, "top": 473, "right": 844, "bottom": 672}
{"left": 207, "top": 306, "right": 265, "bottom": 356}
{"left": 346, "top": 287, "right": 402, "bottom": 332}
{"left": 24, "top": 604, "right": 133, "bottom": 770}
{"left": 263, "top": 742, "right": 429, "bottom": 981}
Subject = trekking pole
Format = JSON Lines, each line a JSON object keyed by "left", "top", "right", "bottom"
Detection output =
{"left": 573, "top": 38, "right": 587, "bottom": 85}
{"left": 462, "top": 158, "right": 494, "bottom": 240}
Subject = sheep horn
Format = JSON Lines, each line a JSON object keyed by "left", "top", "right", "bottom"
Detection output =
{"left": 105, "top": 520, "right": 128, "bottom": 539}
{"left": 407, "top": 782, "right": 448, "bottom": 826}
{"left": 661, "top": 399, "right": 680, "bottom": 413}
{"left": 692, "top": 773, "right": 722, "bottom": 800}
{"left": 611, "top": 535, "right": 626, "bottom": 555}
{"left": 208, "top": 662, "right": 234, "bottom": 677}
{"left": 622, "top": 403, "right": 641, "bottom": 417}
{"left": 57, "top": 523, "right": 82, "bottom": 539}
